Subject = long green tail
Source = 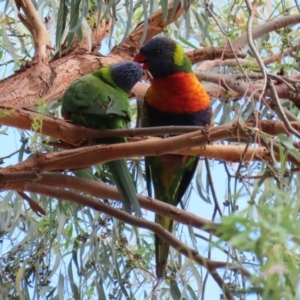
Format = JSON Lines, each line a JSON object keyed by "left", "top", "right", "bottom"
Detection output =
{"left": 107, "top": 160, "right": 142, "bottom": 216}
{"left": 146, "top": 154, "right": 199, "bottom": 279}
{"left": 155, "top": 214, "right": 174, "bottom": 280}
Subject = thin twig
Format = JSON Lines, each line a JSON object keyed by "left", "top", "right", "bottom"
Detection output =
{"left": 205, "top": 0, "right": 250, "bottom": 81}
{"left": 235, "top": 138, "right": 252, "bottom": 177}
{"left": 267, "top": 74, "right": 295, "bottom": 91}
{"left": 0, "top": 149, "right": 20, "bottom": 161}
{"left": 245, "top": 0, "right": 267, "bottom": 103}
{"left": 268, "top": 79, "right": 300, "bottom": 139}
{"left": 204, "top": 158, "right": 222, "bottom": 216}
{"left": 18, "top": 191, "right": 46, "bottom": 216}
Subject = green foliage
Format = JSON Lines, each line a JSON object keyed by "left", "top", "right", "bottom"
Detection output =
{"left": 214, "top": 183, "right": 300, "bottom": 299}
{"left": 30, "top": 98, "right": 48, "bottom": 151}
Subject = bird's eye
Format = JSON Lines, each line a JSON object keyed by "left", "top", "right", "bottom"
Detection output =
{"left": 155, "top": 49, "right": 161, "bottom": 55}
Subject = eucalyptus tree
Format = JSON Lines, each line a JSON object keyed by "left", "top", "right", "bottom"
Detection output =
{"left": 1, "top": 0, "right": 300, "bottom": 299}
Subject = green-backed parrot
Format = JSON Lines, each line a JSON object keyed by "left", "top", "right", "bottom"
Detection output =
{"left": 134, "top": 37, "right": 212, "bottom": 279}
{"left": 61, "top": 61, "right": 143, "bottom": 216}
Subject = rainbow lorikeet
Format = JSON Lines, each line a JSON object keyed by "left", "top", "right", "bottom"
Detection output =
{"left": 61, "top": 61, "right": 143, "bottom": 216}
{"left": 134, "top": 37, "right": 211, "bottom": 279}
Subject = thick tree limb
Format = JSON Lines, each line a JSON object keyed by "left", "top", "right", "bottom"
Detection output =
{"left": 9, "top": 0, "right": 54, "bottom": 104}
{"left": 0, "top": 0, "right": 245, "bottom": 108}
{"left": 0, "top": 5, "right": 112, "bottom": 107}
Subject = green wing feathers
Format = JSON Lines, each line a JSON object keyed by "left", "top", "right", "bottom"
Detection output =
{"left": 61, "top": 63, "right": 143, "bottom": 216}
{"left": 61, "top": 74, "right": 131, "bottom": 129}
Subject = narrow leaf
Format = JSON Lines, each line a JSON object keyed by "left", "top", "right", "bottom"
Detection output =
{"left": 56, "top": 0, "right": 68, "bottom": 54}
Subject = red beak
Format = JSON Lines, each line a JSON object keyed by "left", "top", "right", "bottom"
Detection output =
{"left": 133, "top": 53, "right": 145, "bottom": 63}
{"left": 134, "top": 53, "right": 148, "bottom": 69}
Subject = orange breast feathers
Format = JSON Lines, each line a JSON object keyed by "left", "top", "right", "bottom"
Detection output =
{"left": 145, "top": 72, "right": 210, "bottom": 114}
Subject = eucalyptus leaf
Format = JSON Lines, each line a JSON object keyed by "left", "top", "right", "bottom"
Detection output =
{"left": 170, "top": 282, "right": 184, "bottom": 300}
{"left": 56, "top": 0, "right": 68, "bottom": 54}
{"left": 2, "top": 25, "right": 19, "bottom": 62}
{"left": 195, "top": 162, "right": 211, "bottom": 204}
{"left": 68, "top": 262, "right": 80, "bottom": 300}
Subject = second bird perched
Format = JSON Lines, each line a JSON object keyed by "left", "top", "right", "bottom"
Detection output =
{"left": 61, "top": 61, "right": 143, "bottom": 216}
{"left": 134, "top": 37, "right": 212, "bottom": 279}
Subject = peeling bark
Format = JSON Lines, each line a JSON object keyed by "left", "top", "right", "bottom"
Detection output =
{"left": 1, "top": 65, "right": 55, "bottom": 107}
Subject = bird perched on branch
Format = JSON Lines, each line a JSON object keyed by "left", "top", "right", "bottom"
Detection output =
{"left": 134, "top": 37, "right": 211, "bottom": 279}
{"left": 61, "top": 61, "right": 143, "bottom": 216}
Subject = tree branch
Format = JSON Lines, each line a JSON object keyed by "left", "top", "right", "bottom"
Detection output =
{"left": 186, "top": 47, "right": 246, "bottom": 64}
{"left": 195, "top": 71, "right": 300, "bottom": 106}
{"left": 0, "top": 171, "right": 216, "bottom": 234}
{"left": 1, "top": 106, "right": 300, "bottom": 146}
{"left": 198, "top": 43, "right": 300, "bottom": 72}
{"left": 15, "top": 0, "right": 51, "bottom": 63}
{"left": 134, "top": 68, "right": 300, "bottom": 106}
{"left": 0, "top": 126, "right": 220, "bottom": 172}
{"left": 180, "top": 144, "right": 275, "bottom": 162}
{"left": 53, "top": 139, "right": 278, "bottom": 163}
{"left": 2, "top": 122, "right": 300, "bottom": 175}
{"left": 268, "top": 79, "right": 300, "bottom": 138}
{"left": 18, "top": 191, "right": 46, "bottom": 216}
{"left": 232, "top": 13, "right": 300, "bottom": 50}
{"left": 0, "top": 6, "right": 113, "bottom": 107}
